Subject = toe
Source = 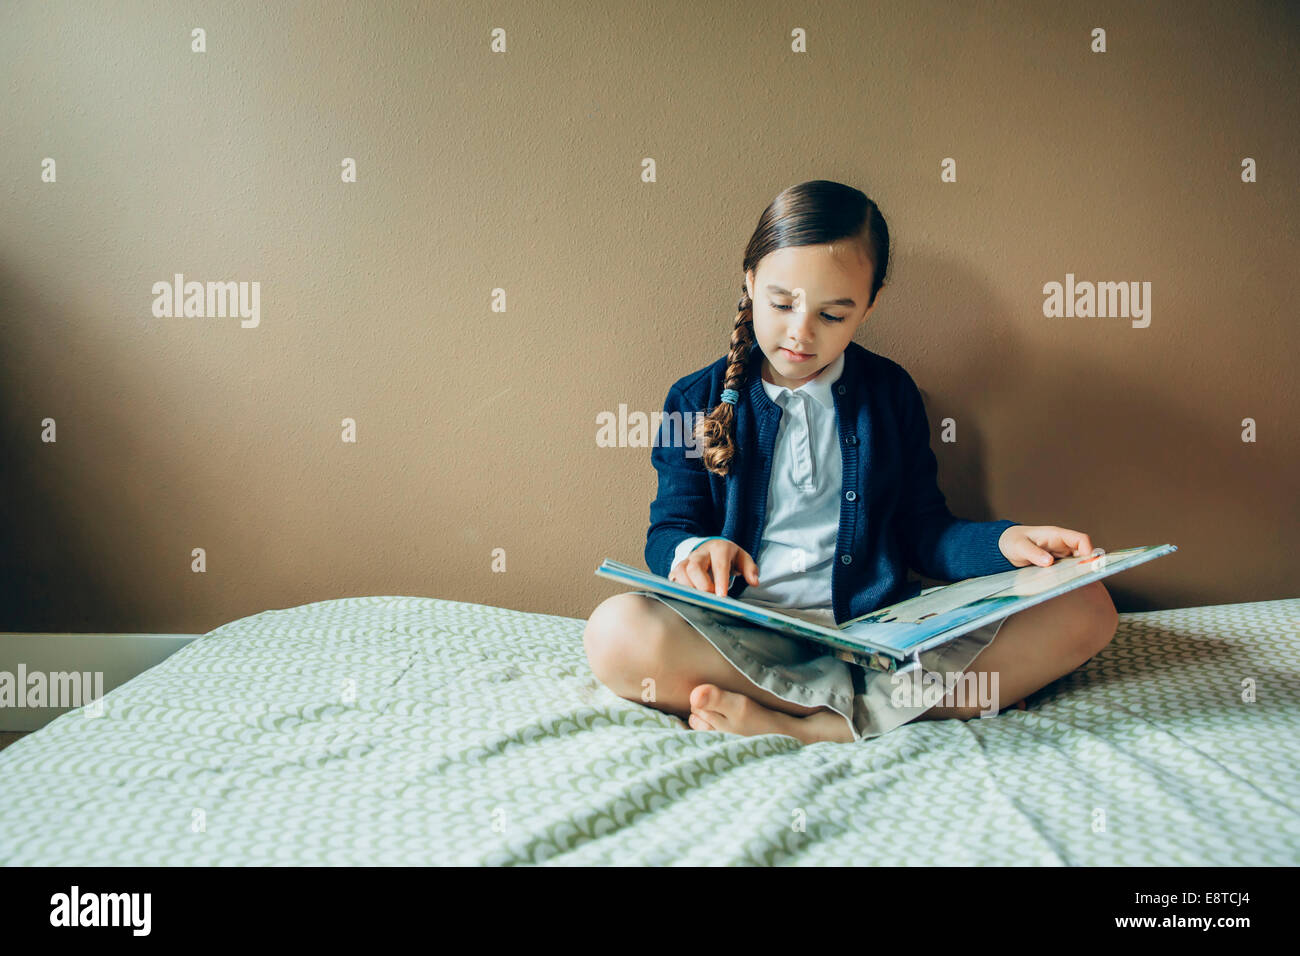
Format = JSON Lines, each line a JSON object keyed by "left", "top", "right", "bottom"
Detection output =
{"left": 688, "top": 712, "right": 714, "bottom": 731}
{"left": 689, "top": 683, "right": 721, "bottom": 712}
{"left": 703, "top": 707, "right": 731, "bottom": 731}
{"left": 710, "top": 688, "right": 753, "bottom": 724}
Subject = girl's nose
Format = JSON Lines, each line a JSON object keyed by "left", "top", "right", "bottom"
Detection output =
{"left": 787, "top": 315, "right": 817, "bottom": 341}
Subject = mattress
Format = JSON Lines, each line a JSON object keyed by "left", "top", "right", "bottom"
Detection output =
{"left": 1, "top": 594, "right": 1297, "bottom": 865}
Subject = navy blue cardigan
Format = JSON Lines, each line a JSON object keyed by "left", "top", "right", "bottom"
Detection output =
{"left": 645, "top": 340, "right": 1019, "bottom": 625}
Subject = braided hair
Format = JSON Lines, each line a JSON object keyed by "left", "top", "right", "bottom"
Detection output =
{"left": 692, "top": 180, "right": 890, "bottom": 477}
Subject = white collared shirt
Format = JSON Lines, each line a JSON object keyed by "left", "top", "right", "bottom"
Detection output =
{"left": 672, "top": 350, "right": 845, "bottom": 619}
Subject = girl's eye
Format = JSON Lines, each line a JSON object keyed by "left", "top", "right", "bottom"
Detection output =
{"left": 770, "top": 302, "right": 846, "bottom": 322}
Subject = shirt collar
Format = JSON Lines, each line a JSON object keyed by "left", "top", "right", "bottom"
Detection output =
{"left": 760, "top": 349, "right": 845, "bottom": 410}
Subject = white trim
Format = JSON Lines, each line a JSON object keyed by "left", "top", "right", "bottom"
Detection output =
{"left": 0, "top": 633, "right": 199, "bottom": 732}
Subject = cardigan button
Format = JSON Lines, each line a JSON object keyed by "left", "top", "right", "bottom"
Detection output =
{"left": 840, "top": 554, "right": 852, "bottom": 565}
{"left": 844, "top": 435, "right": 857, "bottom": 445}
{"left": 845, "top": 491, "right": 857, "bottom": 502}
{"left": 836, "top": 384, "right": 846, "bottom": 395}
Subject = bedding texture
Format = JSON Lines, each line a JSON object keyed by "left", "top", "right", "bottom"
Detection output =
{"left": 0, "top": 595, "right": 1296, "bottom": 865}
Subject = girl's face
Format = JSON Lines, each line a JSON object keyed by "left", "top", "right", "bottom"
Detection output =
{"left": 745, "top": 242, "right": 882, "bottom": 390}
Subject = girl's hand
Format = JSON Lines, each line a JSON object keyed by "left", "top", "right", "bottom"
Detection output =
{"left": 998, "top": 525, "right": 1095, "bottom": 568}
{"left": 669, "top": 538, "right": 760, "bottom": 597}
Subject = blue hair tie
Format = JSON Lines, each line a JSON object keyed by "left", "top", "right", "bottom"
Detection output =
{"left": 720, "top": 388, "right": 740, "bottom": 406}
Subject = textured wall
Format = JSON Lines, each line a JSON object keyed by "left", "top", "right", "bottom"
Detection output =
{"left": 1, "top": 0, "right": 1296, "bottom": 633}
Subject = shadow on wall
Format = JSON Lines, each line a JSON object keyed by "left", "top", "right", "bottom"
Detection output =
{"left": 0, "top": 261, "right": 201, "bottom": 630}
{"left": 0, "top": 261, "right": 131, "bottom": 629}
{"left": 856, "top": 247, "right": 1278, "bottom": 613}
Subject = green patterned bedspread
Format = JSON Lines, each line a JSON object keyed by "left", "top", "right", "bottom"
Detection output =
{"left": 1, "top": 595, "right": 1297, "bottom": 864}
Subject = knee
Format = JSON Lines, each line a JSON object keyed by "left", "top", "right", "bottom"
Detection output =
{"left": 582, "top": 593, "right": 666, "bottom": 694}
{"left": 1071, "top": 581, "right": 1119, "bottom": 661}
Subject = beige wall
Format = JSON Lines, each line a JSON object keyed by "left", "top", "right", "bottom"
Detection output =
{"left": 1, "top": 0, "right": 1296, "bottom": 633}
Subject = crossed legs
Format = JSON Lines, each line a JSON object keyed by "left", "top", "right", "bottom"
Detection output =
{"left": 913, "top": 579, "right": 1119, "bottom": 720}
{"left": 582, "top": 581, "right": 1119, "bottom": 742}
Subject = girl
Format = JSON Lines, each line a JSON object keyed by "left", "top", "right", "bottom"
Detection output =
{"left": 584, "top": 180, "right": 1118, "bottom": 744}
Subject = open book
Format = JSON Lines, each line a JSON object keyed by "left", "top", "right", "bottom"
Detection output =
{"left": 596, "top": 544, "right": 1177, "bottom": 673}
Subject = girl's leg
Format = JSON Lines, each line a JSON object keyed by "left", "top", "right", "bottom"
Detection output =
{"left": 583, "top": 593, "right": 828, "bottom": 721}
{"left": 913, "top": 580, "right": 1119, "bottom": 721}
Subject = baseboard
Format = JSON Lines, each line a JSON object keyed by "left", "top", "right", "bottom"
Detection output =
{"left": 0, "top": 633, "right": 200, "bottom": 732}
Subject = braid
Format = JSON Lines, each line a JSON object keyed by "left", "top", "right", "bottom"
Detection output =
{"left": 693, "top": 286, "right": 756, "bottom": 477}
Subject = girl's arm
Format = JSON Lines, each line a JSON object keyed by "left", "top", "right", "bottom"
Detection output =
{"left": 645, "top": 381, "right": 721, "bottom": 578}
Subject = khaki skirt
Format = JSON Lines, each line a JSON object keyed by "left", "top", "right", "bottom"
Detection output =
{"left": 630, "top": 589, "right": 1008, "bottom": 742}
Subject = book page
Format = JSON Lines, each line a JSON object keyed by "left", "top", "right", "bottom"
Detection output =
{"left": 845, "top": 548, "right": 1145, "bottom": 625}
{"left": 745, "top": 601, "right": 838, "bottom": 629}
{"left": 853, "top": 575, "right": 1014, "bottom": 624}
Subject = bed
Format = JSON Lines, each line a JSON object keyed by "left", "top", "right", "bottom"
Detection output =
{"left": 1, "top": 594, "right": 1297, "bottom": 865}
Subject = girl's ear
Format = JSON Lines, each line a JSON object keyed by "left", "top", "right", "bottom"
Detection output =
{"left": 863, "top": 283, "right": 885, "bottom": 315}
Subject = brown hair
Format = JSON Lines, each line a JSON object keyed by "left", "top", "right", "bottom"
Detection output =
{"left": 693, "top": 180, "right": 890, "bottom": 476}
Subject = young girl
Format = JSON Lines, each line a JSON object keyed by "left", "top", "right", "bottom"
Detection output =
{"left": 584, "top": 180, "right": 1119, "bottom": 744}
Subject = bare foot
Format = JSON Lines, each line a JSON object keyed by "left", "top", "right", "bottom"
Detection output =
{"left": 686, "top": 684, "right": 855, "bottom": 744}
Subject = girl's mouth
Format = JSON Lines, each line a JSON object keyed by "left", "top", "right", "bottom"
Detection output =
{"left": 780, "top": 347, "right": 814, "bottom": 362}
